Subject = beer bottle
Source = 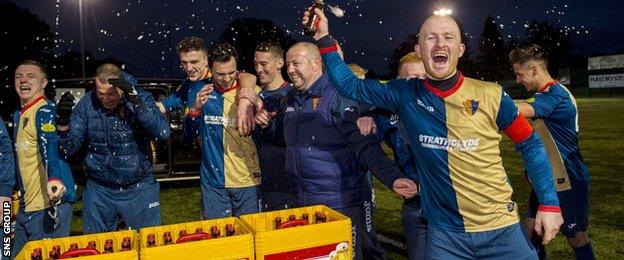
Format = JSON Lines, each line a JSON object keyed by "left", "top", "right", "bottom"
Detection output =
{"left": 314, "top": 211, "right": 326, "bottom": 223}
{"left": 304, "top": 0, "right": 325, "bottom": 36}
{"left": 68, "top": 243, "right": 79, "bottom": 251}
{"left": 274, "top": 216, "right": 282, "bottom": 230}
{"left": 210, "top": 226, "right": 221, "bottom": 238}
{"left": 104, "top": 239, "right": 114, "bottom": 253}
{"left": 163, "top": 232, "right": 174, "bottom": 245}
{"left": 120, "top": 237, "right": 132, "bottom": 251}
{"left": 30, "top": 248, "right": 42, "bottom": 260}
{"left": 225, "top": 224, "right": 235, "bottom": 236}
{"left": 147, "top": 234, "right": 157, "bottom": 247}
{"left": 86, "top": 241, "right": 97, "bottom": 250}
{"left": 49, "top": 245, "right": 61, "bottom": 259}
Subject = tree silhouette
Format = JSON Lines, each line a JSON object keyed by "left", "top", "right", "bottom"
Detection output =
{"left": 387, "top": 33, "right": 419, "bottom": 78}
{"left": 0, "top": 0, "right": 55, "bottom": 120}
{"left": 219, "top": 18, "right": 296, "bottom": 74}
{"left": 524, "top": 20, "right": 572, "bottom": 78}
{"left": 474, "top": 16, "right": 508, "bottom": 81}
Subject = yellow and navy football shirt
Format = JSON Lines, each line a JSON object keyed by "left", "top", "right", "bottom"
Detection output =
{"left": 188, "top": 83, "right": 261, "bottom": 188}
{"left": 13, "top": 95, "right": 61, "bottom": 212}
{"left": 321, "top": 47, "right": 560, "bottom": 233}
{"left": 527, "top": 81, "right": 590, "bottom": 187}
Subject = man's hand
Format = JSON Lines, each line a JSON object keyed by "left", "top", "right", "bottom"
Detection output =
{"left": 109, "top": 77, "right": 141, "bottom": 105}
{"left": 254, "top": 109, "right": 277, "bottom": 129}
{"left": 47, "top": 180, "right": 66, "bottom": 201}
{"left": 237, "top": 98, "right": 256, "bottom": 136}
{"left": 192, "top": 84, "right": 214, "bottom": 111}
{"left": 302, "top": 6, "right": 330, "bottom": 41}
{"left": 356, "top": 116, "right": 377, "bottom": 136}
{"left": 239, "top": 87, "right": 262, "bottom": 108}
{"left": 534, "top": 210, "right": 564, "bottom": 245}
{"left": 56, "top": 92, "right": 75, "bottom": 127}
{"left": 392, "top": 178, "right": 418, "bottom": 199}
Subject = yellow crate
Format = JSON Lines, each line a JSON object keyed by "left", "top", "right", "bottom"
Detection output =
{"left": 240, "top": 205, "right": 352, "bottom": 260}
{"left": 139, "top": 217, "right": 254, "bottom": 260}
{"left": 14, "top": 229, "right": 138, "bottom": 260}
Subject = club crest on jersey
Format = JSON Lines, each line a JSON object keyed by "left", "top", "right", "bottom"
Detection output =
{"left": 462, "top": 99, "right": 479, "bottom": 116}
{"left": 312, "top": 97, "right": 321, "bottom": 111}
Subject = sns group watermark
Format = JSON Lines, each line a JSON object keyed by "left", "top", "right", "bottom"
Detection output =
{"left": 3, "top": 201, "right": 11, "bottom": 257}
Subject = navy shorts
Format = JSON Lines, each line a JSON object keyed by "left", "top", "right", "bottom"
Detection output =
{"left": 527, "top": 181, "right": 590, "bottom": 238}
{"left": 201, "top": 183, "right": 259, "bottom": 219}
{"left": 82, "top": 178, "right": 161, "bottom": 234}
{"left": 428, "top": 223, "right": 537, "bottom": 260}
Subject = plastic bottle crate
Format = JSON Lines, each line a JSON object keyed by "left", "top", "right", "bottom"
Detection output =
{"left": 138, "top": 217, "right": 253, "bottom": 260}
{"left": 14, "top": 229, "right": 138, "bottom": 260}
{"left": 240, "top": 205, "right": 352, "bottom": 260}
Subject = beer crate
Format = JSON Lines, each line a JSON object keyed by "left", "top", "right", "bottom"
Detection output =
{"left": 240, "top": 205, "right": 352, "bottom": 260}
{"left": 138, "top": 217, "right": 253, "bottom": 260}
{"left": 14, "top": 229, "right": 138, "bottom": 260}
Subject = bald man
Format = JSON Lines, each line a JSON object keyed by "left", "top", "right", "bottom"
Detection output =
{"left": 248, "top": 42, "right": 418, "bottom": 260}
{"left": 306, "top": 9, "right": 564, "bottom": 260}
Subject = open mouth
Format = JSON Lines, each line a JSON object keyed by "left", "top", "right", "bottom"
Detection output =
{"left": 19, "top": 85, "right": 31, "bottom": 91}
{"left": 433, "top": 53, "right": 448, "bottom": 65}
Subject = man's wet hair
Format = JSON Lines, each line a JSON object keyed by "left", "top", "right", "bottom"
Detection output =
{"left": 208, "top": 42, "right": 238, "bottom": 67}
{"left": 17, "top": 60, "right": 48, "bottom": 79}
{"left": 509, "top": 44, "right": 548, "bottom": 67}
{"left": 176, "top": 37, "right": 208, "bottom": 55}
{"left": 95, "top": 63, "right": 122, "bottom": 84}
{"left": 256, "top": 41, "right": 284, "bottom": 59}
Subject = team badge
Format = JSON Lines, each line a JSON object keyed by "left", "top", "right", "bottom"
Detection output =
{"left": 312, "top": 97, "right": 321, "bottom": 112}
{"left": 41, "top": 122, "right": 56, "bottom": 132}
{"left": 507, "top": 202, "right": 515, "bottom": 212}
{"left": 462, "top": 99, "right": 479, "bottom": 116}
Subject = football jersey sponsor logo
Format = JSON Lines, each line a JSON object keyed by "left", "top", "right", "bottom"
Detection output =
{"left": 418, "top": 135, "right": 480, "bottom": 152}
{"left": 285, "top": 106, "right": 295, "bottom": 113}
{"left": 416, "top": 99, "right": 435, "bottom": 112}
{"left": 203, "top": 115, "right": 235, "bottom": 127}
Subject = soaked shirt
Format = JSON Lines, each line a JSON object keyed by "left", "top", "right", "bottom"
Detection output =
{"left": 187, "top": 83, "right": 261, "bottom": 188}
{"left": 59, "top": 89, "right": 170, "bottom": 188}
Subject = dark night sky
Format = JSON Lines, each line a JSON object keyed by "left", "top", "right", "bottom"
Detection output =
{"left": 10, "top": 0, "right": 624, "bottom": 78}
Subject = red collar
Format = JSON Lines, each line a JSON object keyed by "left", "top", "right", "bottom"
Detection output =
{"left": 539, "top": 81, "right": 557, "bottom": 92}
{"left": 264, "top": 80, "right": 289, "bottom": 91}
{"left": 216, "top": 81, "right": 238, "bottom": 93}
{"left": 423, "top": 72, "right": 465, "bottom": 99}
{"left": 20, "top": 95, "right": 45, "bottom": 115}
